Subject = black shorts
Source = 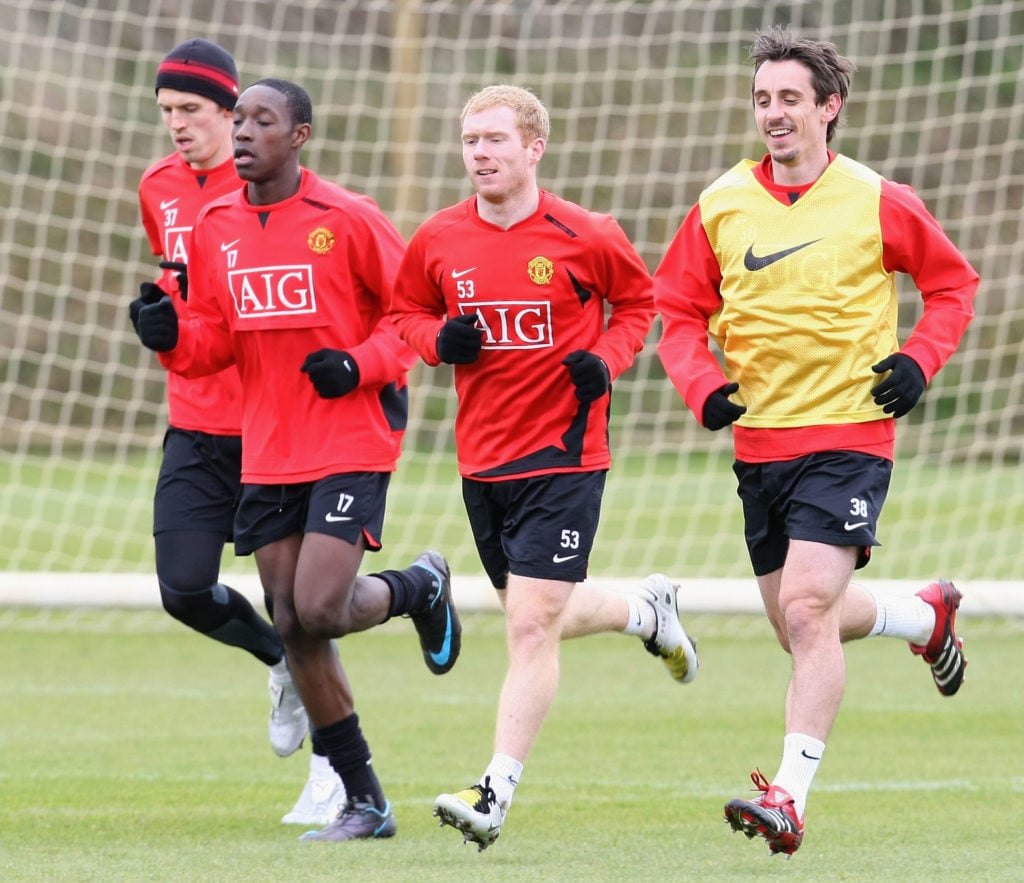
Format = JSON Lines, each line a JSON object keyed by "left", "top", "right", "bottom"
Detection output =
{"left": 153, "top": 427, "right": 242, "bottom": 537}
{"left": 462, "top": 471, "right": 607, "bottom": 588}
{"left": 733, "top": 451, "right": 892, "bottom": 576}
{"left": 233, "top": 472, "right": 390, "bottom": 556}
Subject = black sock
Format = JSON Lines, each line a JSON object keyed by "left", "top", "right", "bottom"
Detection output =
{"left": 373, "top": 565, "right": 436, "bottom": 619}
{"left": 314, "top": 713, "right": 386, "bottom": 811}
{"left": 311, "top": 733, "right": 326, "bottom": 757}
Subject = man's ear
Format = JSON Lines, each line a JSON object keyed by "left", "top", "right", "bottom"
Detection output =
{"left": 293, "top": 122, "right": 312, "bottom": 148}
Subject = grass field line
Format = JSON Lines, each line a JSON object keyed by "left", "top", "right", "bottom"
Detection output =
{"left": 2, "top": 571, "right": 1022, "bottom": 615}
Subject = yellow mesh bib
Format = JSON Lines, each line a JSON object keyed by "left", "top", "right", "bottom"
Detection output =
{"left": 699, "top": 155, "right": 896, "bottom": 428}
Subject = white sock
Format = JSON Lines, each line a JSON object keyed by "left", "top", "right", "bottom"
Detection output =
{"left": 865, "top": 586, "right": 934, "bottom": 643}
{"left": 623, "top": 593, "right": 656, "bottom": 638}
{"left": 484, "top": 753, "right": 523, "bottom": 813}
{"left": 772, "top": 733, "right": 825, "bottom": 819}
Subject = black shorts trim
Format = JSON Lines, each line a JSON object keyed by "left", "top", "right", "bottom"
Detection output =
{"left": 462, "top": 471, "right": 606, "bottom": 587}
{"left": 233, "top": 472, "right": 390, "bottom": 556}
{"left": 733, "top": 451, "right": 892, "bottom": 576}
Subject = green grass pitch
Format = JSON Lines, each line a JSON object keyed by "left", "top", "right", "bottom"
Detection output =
{"left": 1, "top": 608, "right": 1020, "bottom": 881}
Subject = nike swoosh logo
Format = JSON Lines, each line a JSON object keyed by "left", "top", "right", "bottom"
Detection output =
{"left": 372, "top": 800, "right": 393, "bottom": 836}
{"left": 451, "top": 267, "right": 477, "bottom": 279}
{"left": 429, "top": 607, "right": 453, "bottom": 667}
{"left": 325, "top": 514, "right": 353, "bottom": 522}
{"left": 743, "top": 239, "right": 820, "bottom": 271}
{"left": 552, "top": 553, "right": 579, "bottom": 564}
{"left": 220, "top": 239, "right": 241, "bottom": 251}
{"left": 160, "top": 198, "right": 179, "bottom": 210}
{"left": 844, "top": 521, "right": 869, "bottom": 531}
{"left": 800, "top": 749, "right": 822, "bottom": 760}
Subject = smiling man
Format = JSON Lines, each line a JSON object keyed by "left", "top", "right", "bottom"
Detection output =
{"left": 132, "top": 77, "right": 461, "bottom": 843}
{"left": 389, "top": 84, "right": 699, "bottom": 852}
{"left": 653, "top": 26, "right": 979, "bottom": 857}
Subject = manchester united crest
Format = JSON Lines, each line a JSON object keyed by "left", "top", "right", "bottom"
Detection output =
{"left": 308, "top": 226, "right": 336, "bottom": 255}
{"left": 528, "top": 255, "right": 554, "bottom": 285}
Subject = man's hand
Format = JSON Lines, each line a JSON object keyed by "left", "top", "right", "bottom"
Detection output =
{"left": 562, "top": 350, "right": 610, "bottom": 402}
{"left": 301, "top": 349, "right": 360, "bottom": 398}
{"left": 871, "top": 353, "right": 926, "bottom": 417}
{"left": 436, "top": 313, "right": 483, "bottom": 364}
{"left": 159, "top": 261, "right": 189, "bottom": 300}
{"left": 129, "top": 281, "right": 168, "bottom": 332}
{"left": 702, "top": 382, "right": 747, "bottom": 430}
{"left": 136, "top": 296, "right": 179, "bottom": 351}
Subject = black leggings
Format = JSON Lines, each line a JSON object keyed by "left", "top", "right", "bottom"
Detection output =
{"left": 155, "top": 529, "right": 283, "bottom": 666}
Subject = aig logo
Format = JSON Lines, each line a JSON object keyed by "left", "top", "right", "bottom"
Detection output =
{"left": 163, "top": 227, "right": 191, "bottom": 264}
{"left": 465, "top": 301, "right": 552, "bottom": 350}
{"left": 229, "top": 265, "right": 317, "bottom": 317}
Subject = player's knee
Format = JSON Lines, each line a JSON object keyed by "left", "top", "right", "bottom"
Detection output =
{"left": 296, "top": 599, "right": 344, "bottom": 639}
{"left": 780, "top": 596, "right": 830, "bottom": 653}
{"left": 505, "top": 608, "right": 557, "bottom": 656}
{"left": 267, "top": 600, "right": 306, "bottom": 643}
{"left": 296, "top": 585, "right": 363, "bottom": 639}
{"left": 158, "top": 579, "right": 222, "bottom": 631}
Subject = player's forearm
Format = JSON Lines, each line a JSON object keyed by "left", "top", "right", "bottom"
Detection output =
{"left": 347, "top": 316, "right": 421, "bottom": 385}
{"left": 389, "top": 307, "right": 445, "bottom": 367}
{"left": 898, "top": 288, "right": 977, "bottom": 382}
{"left": 157, "top": 319, "right": 234, "bottom": 379}
{"left": 596, "top": 300, "right": 655, "bottom": 379}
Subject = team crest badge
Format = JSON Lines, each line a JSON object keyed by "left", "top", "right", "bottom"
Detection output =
{"left": 308, "top": 226, "right": 336, "bottom": 255}
{"left": 528, "top": 255, "right": 554, "bottom": 285}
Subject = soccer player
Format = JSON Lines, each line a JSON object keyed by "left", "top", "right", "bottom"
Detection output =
{"left": 133, "top": 77, "right": 460, "bottom": 842}
{"left": 136, "top": 37, "right": 344, "bottom": 825}
{"left": 654, "top": 27, "right": 978, "bottom": 857}
{"left": 388, "top": 84, "right": 699, "bottom": 852}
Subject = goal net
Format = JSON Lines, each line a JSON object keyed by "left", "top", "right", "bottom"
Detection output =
{"left": 1, "top": 0, "right": 1021, "bottom": 611}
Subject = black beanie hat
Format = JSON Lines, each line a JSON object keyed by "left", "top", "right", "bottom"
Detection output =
{"left": 155, "top": 38, "right": 240, "bottom": 110}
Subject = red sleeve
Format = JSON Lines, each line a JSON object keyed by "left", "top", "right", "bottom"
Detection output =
{"left": 341, "top": 207, "right": 418, "bottom": 385}
{"left": 138, "top": 168, "right": 179, "bottom": 293}
{"left": 388, "top": 227, "right": 447, "bottom": 367}
{"left": 139, "top": 191, "right": 162, "bottom": 258}
{"left": 880, "top": 180, "right": 978, "bottom": 381}
{"left": 588, "top": 215, "right": 655, "bottom": 380}
{"left": 158, "top": 224, "right": 235, "bottom": 378}
{"left": 653, "top": 203, "right": 730, "bottom": 425}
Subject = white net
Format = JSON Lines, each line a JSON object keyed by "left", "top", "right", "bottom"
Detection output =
{"left": 1, "top": 0, "right": 1021, "bottom": 599}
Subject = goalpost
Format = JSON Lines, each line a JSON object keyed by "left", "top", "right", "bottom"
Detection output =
{"left": 1, "top": 0, "right": 1021, "bottom": 612}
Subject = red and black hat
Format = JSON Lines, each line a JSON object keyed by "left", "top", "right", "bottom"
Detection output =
{"left": 155, "top": 38, "right": 239, "bottom": 110}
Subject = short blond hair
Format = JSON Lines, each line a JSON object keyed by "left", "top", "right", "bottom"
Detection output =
{"left": 460, "top": 84, "right": 550, "bottom": 144}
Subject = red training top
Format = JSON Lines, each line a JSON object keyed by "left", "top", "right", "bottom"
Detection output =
{"left": 654, "top": 154, "right": 978, "bottom": 463}
{"left": 139, "top": 152, "right": 243, "bottom": 435}
{"left": 390, "top": 190, "right": 655, "bottom": 479}
{"left": 160, "top": 169, "right": 414, "bottom": 483}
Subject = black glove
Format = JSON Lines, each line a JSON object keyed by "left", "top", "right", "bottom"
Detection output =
{"left": 436, "top": 313, "right": 483, "bottom": 364}
{"left": 159, "top": 260, "right": 188, "bottom": 300}
{"left": 702, "top": 382, "right": 747, "bottom": 430}
{"left": 136, "top": 295, "right": 179, "bottom": 351}
{"left": 300, "top": 349, "right": 360, "bottom": 399}
{"left": 129, "top": 281, "right": 168, "bottom": 333}
{"left": 562, "top": 350, "right": 610, "bottom": 402}
{"left": 871, "top": 353, "right": 926, "bottom": 418}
